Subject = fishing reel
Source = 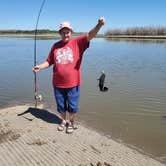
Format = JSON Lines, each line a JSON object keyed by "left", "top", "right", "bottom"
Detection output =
{"left": 34, "top": 93, "right": 43, "bottom": 102}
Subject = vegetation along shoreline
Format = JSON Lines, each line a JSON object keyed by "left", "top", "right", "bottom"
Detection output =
{"left": 0, "top": 26, "right": 166, "bottom": 40}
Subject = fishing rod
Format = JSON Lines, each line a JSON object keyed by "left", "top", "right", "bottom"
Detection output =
{"left": 34, "top": 0, "right": 46, "bottom": 108}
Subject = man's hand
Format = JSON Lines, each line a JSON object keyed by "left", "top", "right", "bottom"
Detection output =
{"left": 33, "top": 65, "right": 40, "bottom": 73}
{"left": 98, "top": 17, "right": 105, "bottom": 26}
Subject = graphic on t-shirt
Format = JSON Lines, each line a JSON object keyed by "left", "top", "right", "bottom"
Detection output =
{"left": 56, "top": 47, "right": 73, "bottom": 64}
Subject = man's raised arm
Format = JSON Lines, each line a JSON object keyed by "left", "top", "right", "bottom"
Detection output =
{"left": 87, "top": 17, "right": 105, "bottom": 42}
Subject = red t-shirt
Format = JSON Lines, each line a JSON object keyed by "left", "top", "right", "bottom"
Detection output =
{"left": 46, "top": 35, "right": 89, "bottom": 88}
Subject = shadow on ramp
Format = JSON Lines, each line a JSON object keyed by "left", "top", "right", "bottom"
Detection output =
{"left": 17, "top": 107, "right": 61, "bottom": 124}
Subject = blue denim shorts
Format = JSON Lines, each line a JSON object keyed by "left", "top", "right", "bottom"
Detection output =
{"left": 54, "top": 86, "right": 80, "bottom": 113}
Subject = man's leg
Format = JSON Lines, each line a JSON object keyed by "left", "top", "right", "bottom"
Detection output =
{"left": 60, "top": 112, "right": 67, "bottom": 123}
{"left": 66, "top": 86, "right": 80, "bottom": 133}
{"left": 69, "top": 112, "right": 75, "bottom": 124}
{"left": 54, "top": 87, "right": 67, "bottom": 131}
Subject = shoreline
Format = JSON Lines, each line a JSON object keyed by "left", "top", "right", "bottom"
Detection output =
{"left": 0, "top": 104, "right": 165, "bottom": 166}
{"left": 105, "top": 35, "right": 166, "bottom": 39}
{"left": 1, "top": 34, "right": 166, "bottom": 40}
{"left": 0, "top": 34, "right": 60, "bottom": 39}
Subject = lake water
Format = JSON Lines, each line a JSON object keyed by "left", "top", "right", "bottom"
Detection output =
{"left": 0, "top": 37, "right": 166, "bottom": 163}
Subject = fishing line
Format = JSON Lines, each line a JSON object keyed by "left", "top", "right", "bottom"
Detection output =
{"left": 34, "top": 0, "right": 46, "bottom": 108}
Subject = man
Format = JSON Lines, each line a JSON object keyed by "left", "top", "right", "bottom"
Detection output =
{"left": 33, "top": 17, "right": 105, "bottom": 133}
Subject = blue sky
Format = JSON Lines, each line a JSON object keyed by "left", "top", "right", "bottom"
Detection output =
{"left": 0, "top": 0, "right": 166, "bottom": 33}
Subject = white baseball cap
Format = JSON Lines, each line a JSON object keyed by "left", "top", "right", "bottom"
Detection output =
{"left": 58, "top": 21, "right": 73, "bottom": 32}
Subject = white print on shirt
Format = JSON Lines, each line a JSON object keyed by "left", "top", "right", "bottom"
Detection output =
{"left": 56, "top": 47, "right": 73, "bottom": 64}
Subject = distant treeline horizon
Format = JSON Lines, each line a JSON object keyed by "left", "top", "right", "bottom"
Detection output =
{"left": 0, "top": 29, "right": 57, "bottom": 34}
{"left": 1, "top": 26, "right": 166, "bottom": 36}
{"left": 105, "top": 26, "right": 166, "bottom": 36}
{"left": 0, "top": 29, "right": 84, "bottom": 36}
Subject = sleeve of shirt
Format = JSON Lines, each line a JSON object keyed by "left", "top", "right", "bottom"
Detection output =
{"left": 46, "top": 44, "right": 55, "bottom": 65}
{"left": 76, "top": 34, "right": 90, "bottom": 56}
